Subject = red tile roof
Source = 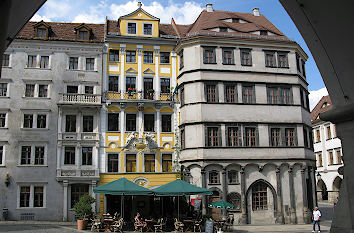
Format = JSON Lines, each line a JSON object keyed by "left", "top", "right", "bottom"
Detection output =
{"left": 16, "top": 21, "right": 105, "bottom": 43}
{"left": 311, "top": 95, "right": 333, "bottom": 123}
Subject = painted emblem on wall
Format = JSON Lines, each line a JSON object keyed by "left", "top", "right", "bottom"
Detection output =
{"left": 133, "top": 177, "right": 149, "bottom": 187}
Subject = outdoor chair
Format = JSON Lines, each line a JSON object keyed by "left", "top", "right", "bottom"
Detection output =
{"left": 223, "top": 214, "right": 234, "bottom": 232}
{"left": 112, "top": 217, "right": 124, "bottom": 233}
{"left": 174, "top": 218, "right": 184, "bottom": 232}
{"left": 134, "top": 219, "right": 144, "bottom": 232}
{"left": 193, "top": 219, "right": 202, "bottom": 232}
{"left": 154, "top": 218, "right": 166, "bottom": 232}
{"left": 90, "top": 215, "right": 103, "bottom": 232}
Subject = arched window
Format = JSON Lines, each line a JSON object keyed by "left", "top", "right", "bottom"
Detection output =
{"left": 227, "top": 192, "right": 241, "bottom": 211}
{"left": 209, "top": 170, "right": 220, "bottom": 184}
{"left": 252, "top": 182, "right": 268, "bottom": 211}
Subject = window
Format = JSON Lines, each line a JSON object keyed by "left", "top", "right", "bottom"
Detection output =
{"left": 127, "top": 22, "right": 136, "bottom": 34}
{"left": 270, "top": 128, "right": 281, "bottom": 147}
{"left": 67, "top": 85, "right": 78, "bottom": 94}
{"left": 285, "top": 128, "right": 296, "bottom": 146}
{"left": 260, "top": 30, "right": 268, "bottom": 35}
{"left": 28, "top": 55, "right": 36, "bottom": 68}
{"left": 143, "top": 24, "right": 152, "bottom": 35}
{"left": 160, "top": 52, "right": 170, "bottom": 64}
{"left": 0, "top": 113, "right": 5, "bottom": 127}
{"left": 143, "top": 51, "right": 153, "bottom": 64}
{"left": 160, "top": 78, "right": 170, "bottom": 94}
{"left": 126, "top": 51, "right": 136, "bottom": 62}
{"left": 126, "top": 114, "right": 136, "bottom": 131}
{"left": 326, "top": 125, "right": 332, "bottom": 139}
{"left": 126, "top": 154, "right": 136, "bottom": 172}
{"left": 21, "top": 146, "right": 31, "bottom": 165}
{"left": 109, "top": 50, "right": 119, "bottom": 62}
{"left": 329, "top": 151, "right": 334, "bottom": 165}
{"left": 203, "top": 47, "right": 216, "bottom": 64}
{"left": 244, "top": 127, "right": 256, "bottom": 147}
{"left": 108, "top": 154, "right": 119, "bottom": 172}
{"left": 20, "top": 186, "right": 30, "bottom": 207}
{"left": 25, "top": 84, "right": 35, "bottom": 97}
{"left": 162, "top": 154, "right": 172, "bottom": 172}
{"left": 278, "top": 52, "right": 289, "bottom": 68}
{"left": 206, "top": 84, "right": 217, "bottom": 103}
{"left": 181, "top": 128, "right": 185, "bottom": 149}
{"left": 144, "top": 114, "right": 155, "bottom": 132}
{"left": 316, "top": 129, "right": 321, "bottom": 142}
{"left": 296, "top": 53, "right": 301, "bottom": 72}
{"left": 38, "top": 85, "right": 48, "bottom": 97}
{"left": 220, "top": 27, "right": 228, "bottom": 32}
{"left": 65, "top": 115, "right": 76, "bottom": 132}
{"left": 162, "top": 115, "right": 172, "bottom": 132}
{"left": 40, "top": 56, "right": 49, "bottom": 69}
{"left": 37, "top": 114, "right": 47, "bottom": 128}
{"left": 85, "top": 86, "right": 94, "bottom": 94}
{"left": 69, "top": 57, "right": 78, "bottom": 70}
{"left": 209, "top": 170, "right": 220, "bottom": 184}
{"left": 144, "top": 154, "right": 155, "bottom": 172}
{"left": 333, "top": 125, "right": 337, "bottom": 137}
{"left": 222, "top": 49, "right": 233, "bottom": 64}
{"left": 23, "top": 114, "right": 34, "bottom": 128}
{"left": 301, "top": 60, "right": 306, "bottom": 77}
{"left": 64, "top": 147, "right": 75, "bottom": 165}
{"left": 81, "top": 147, "right": 92, "bottom": 165}
{"left": 0, "top": 83, "right": 7, "bottom": 96}
{"left": 126, "top": 77, "right": 136, "bottom": 91}
{"left": 266, "top": 87, "right": 291, "bottom": 104}
{"left": 207, "top": 127, "right": 220, "bottom": 147}
{"left": 227, "top": 127, "right": 240, "bottom": 147}
{"left": 78, "top": 30, "right": 88, "bottom": 40}
{"left": 34, "top": 146, "right": 45, "bottom": 165}
{"left": 240, "top": 49, "right": 252, "bottom": 66}
{"left": 34, "top": 187, "right": 44, "bottom": 207}
{"left": 180, "top": 88, "right": 184, "bottom": 105}
{"left": 227, "top": 192, "right": 241, "bottom": 211}
{"left": 109, "top": 76, "right": 119, "bottom": 92}
{"left": 228, "top": 170, "right": 239, "bottom": 184}
{"left": 265, "top": 51, "right": 276, "bottom": 67}
{"left": 242, "top": 85, "right": 254, "bottom": 104}
{"left": 179, "top": 50, "right": 184, "bottom": 69}
{"left": 336, "top": 150, "right": 342, "bottom": 164}
{"left": 83, "top": 115, "right": 93, "bottom": 132}
{"left": 225, "top": 84, "right": 237, "bottom": 103}
{"left": 232, "top": 18, "right": 240, "bottom": 23}
{"left": 252, "top": 182, "right": 268, "bottom": 210}
{"left": 0, "top": 146, "right": 3, "bottom": 165}
{"left": 108, "top": 113, "right": 119, "bottom": 131}
{"left": 71, "top": 184, "right": 89, "bottom": 208}
{"left": 2, "top": 54, "right": 9, "bottom": 67}
{"left": 303, "top": 128, "right": 309, "bottom": 148}
{"left": 86, "top": 58, "right": 95, "bottom": 71}
{"left": 317, "top": 153, "right": 323, "bottom": 167}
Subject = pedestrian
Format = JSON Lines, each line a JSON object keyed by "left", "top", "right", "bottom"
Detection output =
{"left": 312, "top": 206, "right": 322, "bottom": 232}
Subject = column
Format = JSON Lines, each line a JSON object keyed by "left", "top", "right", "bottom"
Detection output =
{"left": 77, "top": 112, "right": 82, "bottom": 140}
{"left": 120, "top": 46, "right": 126, "bottom": 98}
{"left": 309, "top": 167, "right": 317, "bottom": 208}
{"left": 156, "top": 109, "right": 161, "bottom": 145}
{"left": 171, "top": 51, "right": 177, "bottom": 90}
{"left": 91, "top": 181, "right": 97, "bottom": 213}
{"left": 94, "top": 143, "right": 99, "bottom": 172}
{"left": 275, "top": 167, "right": 284, "bottom": 224}
{"left": 99, "top": 106, "right": 107, "bottom": 173}
{"left": 240, "top": 166, "right": 247, "bottom": 224}
{"left": 57, "top": 143, "right": 62, "bottom": 171}
{"left": 201, "top": 168, "right": 207, "bottom": 215}
{"left": 102, "top": 43, "right": 108, "bottom": 94}
{"left": 120, "top": 109, "right": 125, "bottom": 146}
{"left": 138, "top": 111, "right": 143, "bottom": 135}
{"left": 222, "top": 168, "right": 228, "bottom": 218}
{"left": 63, "top": 180, "right": 68, "bottom": 221}
{"left": 76, "top": 144, "right": 81, "bottom": 172}
{"left": 301, "top": 167, "right": 311, "bottom": 223}
{"left": 154, "top": 47, "right": 160, "bottom": 100}
{"left": 288, "top": 167, "right": 297, "bottom": 224}
{"left": 137, "top": 46, "right": 143, "bottom": 93}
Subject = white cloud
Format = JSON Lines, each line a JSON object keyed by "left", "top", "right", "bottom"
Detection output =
{"left": 309, "top": 87, "right": 328, "bottom": 110}
{"left": 73, "top": 0, "right": 108, "bottom": 24}
{"left": 30, "top": 14, "right": 52, "bottom": 22}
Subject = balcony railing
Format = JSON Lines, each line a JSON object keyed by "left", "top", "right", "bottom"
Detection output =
{"left": 106, "top": 91, "right": 175, "bottom": 102}
{"left": 59, "top": 93, "right": 101, "bottom": 104}
{"left": 60, "top": 132, "right": 99, "bottom": 140}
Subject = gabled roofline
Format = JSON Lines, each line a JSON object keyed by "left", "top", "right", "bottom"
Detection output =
{"left": 118, "top": 7, "right": 160, "bottom": 24}
{"left": 33, "top": 20, "right": 51, "bottom": 29}
{"left": 74, "top": 23, "right": 92, "bottom": 31}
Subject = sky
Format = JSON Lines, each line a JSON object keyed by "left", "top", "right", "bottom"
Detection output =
{"left": 31, "top": 0, "right": 328, "bottom": 109}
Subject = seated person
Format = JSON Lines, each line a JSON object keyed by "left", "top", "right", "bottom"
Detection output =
{"left": 135, "top": 213, "right": 147, "bottom": 228}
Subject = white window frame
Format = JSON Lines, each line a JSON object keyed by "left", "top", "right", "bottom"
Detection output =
{"left": 0, "top": 82, "right": 9, "bottom": 97}
{"left": 126, "top": 21, "right": 137, "bottom": 35}
{"left": 0, "top": 111, "right": 8, "bottom": 128}
{"left": 18, "top": 144, "right": 48, "bottom": 166}
{"left": 2, "top": 53, "right": 11, "bottom": 67}
{"left": 17, "top": 183, "right": 47, "bottom": 208}
{"left": 80, "top": 145, "right": 95, "bottom": 167}
{"left": 26, "top": 54, "right": 51, "bottom": 69}
{"left": 143, "top": 23, "right": 153, "bottom": 36}
{"left": 62, "top": 145, "right": 78, "bottom": 166}
{"left": 23, "top": 82, "right": 50, "bottom": 98}
{"left": 85, "top": 57, "right": 96, "bottom": 71}
{"left": 21, "top": 111, "right": 49, "bottom": 129}
{"left": 0, "top": 143, "right": 6, "bottom": 166}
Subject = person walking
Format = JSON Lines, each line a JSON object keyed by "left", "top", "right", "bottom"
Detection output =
{"left": 312, "top": 207, "right": 322, "bottom": 232}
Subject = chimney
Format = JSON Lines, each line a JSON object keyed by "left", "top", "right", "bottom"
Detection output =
{"left": 253, "top": 8, "right": 260, "bottom": 16}
{"left": 137, "top": 1, "right": 142, "bottom": 8}
{"left": 206, "top": 3, "right": 213, "bottom": 12}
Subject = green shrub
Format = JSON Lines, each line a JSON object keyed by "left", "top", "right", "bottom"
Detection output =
{"left": 73, "top": 194, "right": 95, "bottom": 220}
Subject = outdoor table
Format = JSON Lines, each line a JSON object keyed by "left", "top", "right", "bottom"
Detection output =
{"left": 145, "top": 219, "right": 157, "bottom": 232}
{"left": 103, "top": 217, "right": 114, "bottom": 232}
{"left": 214, "top": 220, "right": 226, "bottom": 231}
{"left": 183, "top": 219, "right": 196, "bottom": 232}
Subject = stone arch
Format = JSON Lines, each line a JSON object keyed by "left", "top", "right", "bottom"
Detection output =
{"left": 245, "top": 179, "right": 277, "bottom": 224}
{"left": 208, "top": 187, "right": 222, "bottom": 220}
{"left": 331, "top": 176, "right": 342, "bottom": 204}
{"left": 316, "top": 179, "right": 328, "bottom": 201}
{"left": 227, "top": 192, "right": 242, "bottom": 212}
{"left": 204, "top": 163, "right": 224, "bottom": 170}
{"left": 333, "top": 176, "right": 342, "bottom": 191}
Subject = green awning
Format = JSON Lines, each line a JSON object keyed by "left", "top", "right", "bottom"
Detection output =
{"left": 153, "top": 179, "right": 212, "bottom": 196}
{"left": 93, "top": 177, "right": 154, "bottom": 195}
{"left": 208, "top": 201, "right": 234, "bottom": 209}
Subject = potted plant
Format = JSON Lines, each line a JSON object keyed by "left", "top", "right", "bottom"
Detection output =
{"left": 146, "top": 89, "right": 155, "bottom": 99}
{"left": 128, "top": 87, "right": 136, "bottom": 96}
{"left": 73, "top": 194, "right": 95, "bottom": 230}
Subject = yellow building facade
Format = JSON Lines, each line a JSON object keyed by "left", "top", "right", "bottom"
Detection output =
{"left": 99, "top": 5, "right": 179, "bottom": 216}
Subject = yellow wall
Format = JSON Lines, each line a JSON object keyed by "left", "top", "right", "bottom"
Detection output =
{"left": 120, "top": 10, "right": 159, "bottom": 37}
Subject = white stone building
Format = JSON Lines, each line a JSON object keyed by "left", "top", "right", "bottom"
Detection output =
{"left": 311, "top": 95, "right": 343, "bottom": 204}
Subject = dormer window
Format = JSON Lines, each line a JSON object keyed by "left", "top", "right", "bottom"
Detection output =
{"left": 232, "top": 18, "right": 240, "bottom": 23}
{"left": 33, "top": 21, "right": 50, "bottom": 39}
{"left": 127, "top": 22, "right": 137, "bottom": 34}
{"left": 36, "top": 28, "right": 47, "bottom": 38}
{"left": 75, "top": 24, "right": 92, "bottom": 41}
{"left": 78, "top": 30, "right": 88, "bottom": 41}
{"left": 260, "top": 30, "right": 268, "bottom": 35}
{"left": 143, "top": 23, "right": 152, "bottom": 35}
{"left": 220, "top": 27, "right": 228, "bottom": 32}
